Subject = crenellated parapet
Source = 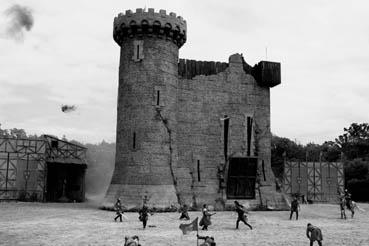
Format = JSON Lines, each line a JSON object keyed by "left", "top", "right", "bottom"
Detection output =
{"left": 113, "top": 8, "right": 187, "bottom": 48}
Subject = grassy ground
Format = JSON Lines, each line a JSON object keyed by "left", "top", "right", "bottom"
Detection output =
{"left": 0, "top": 202, "right": 368, "bottom": 246}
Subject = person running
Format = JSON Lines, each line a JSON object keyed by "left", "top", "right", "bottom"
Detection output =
{"left": 306, "top": 223, "right": 323, "bottom": 246}
{"left": 139, "top": 204, "right": 149, "bottom": 229}
{"left": 289, "top": 196, "right": 300, "bottom": 220}
{"left": 234, "top": 201, "right": 252, "bottom": 230}
{"left": 179, "top": 204, "right": 190, "bottom": 220}
{"left": 114, "top": 198, "right": 124, "bottom": 222}
{"left": 199, "top": 204, "right": 215, "bottom": 230}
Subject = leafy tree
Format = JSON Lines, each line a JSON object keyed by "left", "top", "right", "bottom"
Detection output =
{"left": 0, "top": 123, "right": 10, "bottom": 137}
{"left": 320, "top": 141, "right": 341, "bottom": 162}
{"left": 9, "top": 128, "right": 27, "bottom": 138}
{"left": 0, "top": 124, "right": 28, "bottom": 138}
{"left": 271, "top": 135, "right": 305, "bottom": 179}
{"left": 336, "top": 123, "right": 369, "bottom": 159}
{"left": 344, "top": 159, "right": 368, "bottom": 181}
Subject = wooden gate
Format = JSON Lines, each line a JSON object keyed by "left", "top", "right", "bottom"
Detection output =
{"left": 284, "top": 161, "right": 344, "bottom": 203}
{"left": 0, "top": 138, "right": 47, "bottom": 200}
{"left": 0, "top": 152, "right": 18, "bottom": 199}
{"left": 227, "top": 157, "right": 257, "bottom": 199}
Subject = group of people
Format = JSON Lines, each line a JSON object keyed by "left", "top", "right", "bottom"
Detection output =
{"left": 287, "top": 189, "right": 360, "bottom": 246}
{"left": 115, "top": 199, "right": 253, "bottom": 246}
{"left": 179, "top": 202, "right": 252, "bottom": 231}
{"left": 288, "top": 195, "right": 323, "bottom": 246}
{"left": 116, "top": 192, "right": 363, "bottom": 246}
{"left": 114, "top": 198, "right": 150, "bottom": 229}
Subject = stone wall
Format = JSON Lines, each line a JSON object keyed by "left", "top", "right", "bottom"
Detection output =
{"left": 175, "top": 53, "right": 285, "bottom": 209}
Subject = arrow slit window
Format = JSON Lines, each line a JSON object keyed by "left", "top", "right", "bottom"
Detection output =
{"left": 132, "top": 40, "right": 144, "bottom": 62}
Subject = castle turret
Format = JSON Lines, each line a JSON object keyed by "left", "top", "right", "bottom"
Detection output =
{"left": 104, "top": 9, "right": 187, "bottom": 209}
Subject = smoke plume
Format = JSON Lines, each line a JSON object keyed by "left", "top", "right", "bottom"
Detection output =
{"left": 61, "top": 104, "right": 77, "bottom": 113}
{"left": 4, "top": 4, "right": 34, "bottom": 40}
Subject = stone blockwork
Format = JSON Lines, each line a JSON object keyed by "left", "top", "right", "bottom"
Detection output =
{"left": 104, "top": 8, "right": 288, "bottom": 210}
{"left": 106, "top": 13, "right": 181, "bottom": 208}
{"left": 175, "top": 54, "right": 287, "bottom": 209}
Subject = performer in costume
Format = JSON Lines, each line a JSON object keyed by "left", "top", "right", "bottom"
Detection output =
{"left": 179, "top": 204, "right": 190, "bottom": 220}
{"left": 199, "top": 204, "right": 215, "bottom": 230}
{"left": 306, "top": 223, "right": 323, "bottom": 246}
{"left": 289, "top": 196, "right": 300, "bottom": 220}
{"left": 139, "top": 204, "right": 149, "bottom": 229}
{"left": 234, "top": 201, "right": 252, "bottom": 230}
{"left": 114, "top": 198, "right": 124, "bottom": 222}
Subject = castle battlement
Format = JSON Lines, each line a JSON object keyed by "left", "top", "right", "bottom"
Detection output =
{"left": 113, "top": 8, "right": 187, "bottom": 48}
{"left": 105, "top": 8, "right": 286, "bottom": 211}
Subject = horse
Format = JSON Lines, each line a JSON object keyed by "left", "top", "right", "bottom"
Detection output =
{"left": 346, "top": 200, "right": 365, "bottom": 218}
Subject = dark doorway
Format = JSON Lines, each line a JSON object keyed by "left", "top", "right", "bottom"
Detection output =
{"left": 227, "top": 157, "right": 257, "bottom": 199}
{"left": 46, "top": 163, "right": 86, "bottom": 202}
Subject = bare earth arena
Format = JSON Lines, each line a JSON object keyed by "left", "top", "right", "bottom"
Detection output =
{"left": 0, "top": 202, "right": 368, "bottom": 246}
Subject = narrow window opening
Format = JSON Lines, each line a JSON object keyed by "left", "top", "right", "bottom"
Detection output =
{"left": 197, "top": 160, "right": 201, "bottom": 182}
{"left": 247, "top": 116, "right": 253, "bottom": 156}
{"left": 136, "top": 45, "right": 140, "bottom": 60}
{"left": 156, "top": 90, "right": 160, "bottom": 106}
{"left": 133, "top": 132, "right": 136, "bottom": 149}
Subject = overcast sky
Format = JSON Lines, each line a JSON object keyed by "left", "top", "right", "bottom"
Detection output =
{"left": 0, "top": 0, "right": 368, "bottom": 144}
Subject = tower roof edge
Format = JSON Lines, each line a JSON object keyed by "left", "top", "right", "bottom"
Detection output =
{"left": 113, "top": 8, "right": 187, "bottom": 48}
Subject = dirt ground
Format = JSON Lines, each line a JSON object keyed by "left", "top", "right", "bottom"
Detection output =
{"left": 0, "top": 202, "right": 368, "bottom": 246}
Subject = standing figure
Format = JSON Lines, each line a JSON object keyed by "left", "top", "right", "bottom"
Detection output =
{"left": 301, "top": 195, "right": 308, "bottom": 204}
{"left": 139, "top": 204, "right": 149, "bottom": 229}
{"left": 234, "top": 201, "right": 252, "bottom": 230}
{"left": 179, "top": 204, "right": 190, "bottom": 220}
{"left": 339, "top": 196, "right": 346, "bottom": 219}
{"left": 306, "top": 223, "right": 323, "bottom": 246}
{"left": 289, "top": 196, "right": 300, "bottom": 220}
{"left": 114, "top": 198, "right": 124, "bottom": 222}
{"left": 344, "top": 189, "right": 352, "bottom": 209}
{"left": 199, "top": 204, "right": 215, "bottom": 230}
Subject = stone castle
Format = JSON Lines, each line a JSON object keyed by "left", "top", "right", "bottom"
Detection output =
{"left": 104, "top": 8, "right": 287, "bottom": 210}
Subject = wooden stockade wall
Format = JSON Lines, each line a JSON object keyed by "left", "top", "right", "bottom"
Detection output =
{"left": 178, "top": 59, "right": 228, "bottom": 79}
{"left": 0, "top": 135, "right": 87, "bottom": 202}
{"left": 284, "top": 161, "right": 344, "bottom": 203}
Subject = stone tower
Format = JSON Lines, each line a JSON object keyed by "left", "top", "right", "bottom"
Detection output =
{"left": 104, "top": 9, "right": 187, "bottom": 208}
{"left": 105, "top": 8, "right": 288, "bottom": 211}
